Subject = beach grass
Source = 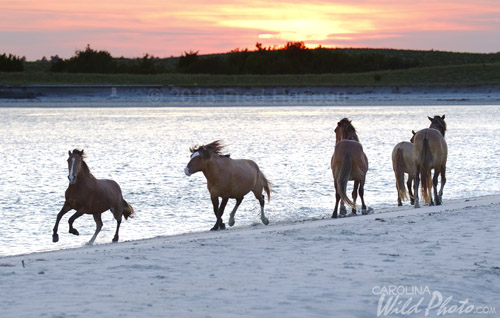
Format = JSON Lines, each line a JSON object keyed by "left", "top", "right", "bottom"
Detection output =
{"left": 1, "top": 62, "right": 500, "bottom": 87}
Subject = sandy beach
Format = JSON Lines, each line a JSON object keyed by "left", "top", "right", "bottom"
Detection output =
{"left": 1, "top": 195, "right": 499, "bottom": 318}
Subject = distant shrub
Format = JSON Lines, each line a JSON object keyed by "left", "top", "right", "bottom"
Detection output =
{"left": 174, "top": 42, "right": 419, "bottom": 75}
{"left": 51, "top": 45, "right": 116, "bottom": 73}
{"left": 0, "top": 53, "right": 24, "bottom": 72}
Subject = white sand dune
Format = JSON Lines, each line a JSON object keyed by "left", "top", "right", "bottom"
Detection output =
{"left": 1, "top": 195, "right": 499, "bottom": 318}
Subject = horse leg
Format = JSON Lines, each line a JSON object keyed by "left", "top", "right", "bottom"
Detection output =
{"left": 438, "top": 165, "right": 446, "bottom": 204}
{"left": 414, "top": 168, "right": 420, "bottom": 208}
{"left": 352, "top": 180, "right": 359, "bottom": 214}
{"left": 211, "top": 197, "right": 228, "bottom": 231}
{"left": 210, "top": 196, "right": 219, "bottom": 230}
{"left": 112, "top": 207, "right": 123, "bottom": 242}
{"left": 68, "top": 210, "right": 85, "bottom": 235}
{"left": 359, "top": 178, "right": 367, "bottom": 214}
{"left": 332, "top": 180, "right": 341, "bottom": 218}
{"left": 407, "top": 177, "right": 415, "bottom": 205}
{"left": 339, "top": 201, "right": 347, "bottom": 216}
{"left": 52, "top": 202, "right": 72, "bottom": 242}
{"left": 396, "top": 180, "right": 402, "bottom": 206}
{"left": 87, "top": 213, "right": 103, "bottom": 245}
{"left": 432, "top": 169, "right": 441, "bottom": 205}
{"left": 256, "top": 194, "right": 269, "bottom": 225}
{"left": 228, "top": 197, "right": 244, "bottom": 227}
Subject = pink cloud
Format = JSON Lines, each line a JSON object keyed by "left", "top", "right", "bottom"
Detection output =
{"left": 1, "top": 0, "right": 499, "bottom": 60}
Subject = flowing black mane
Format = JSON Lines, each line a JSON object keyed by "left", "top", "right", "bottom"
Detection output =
{"left": 429, "top": 115, "right": 447, "bottom": 137}
{"left": 337, "top": 118, "right": 359, "bottom": 142}
{"left": 190, "top": 140, "right": 230, "bottom": 158}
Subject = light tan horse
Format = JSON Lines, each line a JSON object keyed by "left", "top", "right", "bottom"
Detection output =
{"left": 392, "top": 134, "right": 415, "bottom": 206}
{"left": 331, "top": 118, "right": 369, "bottom": 218}
{"left": 184, "top": 141, "right": 271, "bottom": 230}
{"left": 52, "top": 150, "right": 135, "bottom": 244}
{"left": 411, "top": 115, "right": 447, "bottom": 208}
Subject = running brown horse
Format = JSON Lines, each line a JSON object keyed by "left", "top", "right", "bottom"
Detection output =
{"left": 392, "top": 133, "right": 415, "bottom": 206}
{"left": 52, "top": 149, "right": 135, "bottom": 244}
{"left": 184, "top": 141, "right": 270, "bottom": 231}
{"left": 331, "top": 118, "right": 369, "bottom": 218}
{"left": 411, "top": 115, "right": 447, "bottom": 208}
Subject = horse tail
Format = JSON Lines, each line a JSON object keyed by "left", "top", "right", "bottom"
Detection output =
{"left": 420, "top": 137, "right": 433, "bottom": 205}
{"left": 122, "top": 199, "right": 135, "bottom": 220}
{"left": 395, "top": 148, "right": 408, "bottom": 202}
{"left": 259, "top": 170, "right": 271, "bottom": 202}
{"left": 336, "top": 152, "right": 354, "bottom": 207}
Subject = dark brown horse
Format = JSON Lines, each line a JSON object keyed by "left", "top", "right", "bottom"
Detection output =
{"left": 184, "top": 141, "right": 270, "bottom": 231}
{"left": 411, "top": 115, "right": 447, "bottom": 208}
{"left": 331, "top": 118, "right": 369, "bottom": 218}
{"left": 52, "top": 150, "right": 135, "bottom": 244}
{"left": 392, "top": 134, "right": 415, "bottom": 206}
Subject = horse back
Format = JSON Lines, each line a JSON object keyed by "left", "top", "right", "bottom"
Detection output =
{"left": 65, "top": 178, "right": 123, "bottom": 213}
{"left": 210, "top": 157, "right": 260, "bottom": 198}
{"left": 392, "top": 141, "right": 414, "bottom": 176}
{"left": 332, "top": 140, "right": 368, "bottom": 173}
{"left": 413, "top": 128, "right": 447, "bottom": 167}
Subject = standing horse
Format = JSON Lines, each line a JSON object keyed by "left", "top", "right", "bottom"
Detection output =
{"left": 184, "top": 141, "right": 270, "bottom": 231}
{"left": 331, "top": 118, "right": 369, "bottom": 218}
{"left": 411, "top": 115, "right": 447, "bottom": 208}
{"left": 52, "top": 149, "right": 135, "bottom": 244}
{"left": 392, "top": 133, "right": 415, "bottom": 206}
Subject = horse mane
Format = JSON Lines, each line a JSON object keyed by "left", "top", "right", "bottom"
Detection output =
{"left": 72, "top": 149, "right": 93, "bottom": 178}
{"left": 429, "top": 116, "right": 447, "bottom": 137}
{"left": 338, "top": 118, "right": 359, "bottom": 142}
{"left": 190, "top": 140, "right": 229, "bottom": 157}
{"left": 80, "top": 160, "right": 92, "bottom": 177}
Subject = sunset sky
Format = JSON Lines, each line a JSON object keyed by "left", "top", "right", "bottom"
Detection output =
{"left": 1, "top": 0, "right": 500, "bottom": 60}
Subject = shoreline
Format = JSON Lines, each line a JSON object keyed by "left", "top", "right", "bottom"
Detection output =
{"left": 0, "top": 194, "right": 498, "bottom": 260}
{"left": 1, "top": 194, "right": 499, "bottom": 317}
{"left": 1, "top": 84, "right": 500, "bottom": 106}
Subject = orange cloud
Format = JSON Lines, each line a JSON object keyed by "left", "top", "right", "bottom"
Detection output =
{"left": 1, "top": 0, "right": 500, "bottom": 59}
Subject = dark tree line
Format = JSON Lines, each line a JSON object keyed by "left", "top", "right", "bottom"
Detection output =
{"left": 50, "top": 45, "right": 163, "bottom": 74}
{"left": 0, "top": 53, "right": 25, "bottom": 72}
{"left": 177, "top": 42, "right": 419, "bottom": 74}
{"left": 4, "top": 42, "right": 420, "bottom": 74}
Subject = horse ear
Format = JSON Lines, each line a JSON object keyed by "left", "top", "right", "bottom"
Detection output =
{"left": 68, "top": 150, "right": 71, "bottom": 156}
{"left": 412, "top": 130, "right": 416, "bottom": 135}
{"left": 428, "top": 116, "right": 433, "bottom": 121}
{"left": 442, "top": 115, "right": 445, "bottom": 119}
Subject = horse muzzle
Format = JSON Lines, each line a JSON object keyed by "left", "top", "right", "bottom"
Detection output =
{"left": 184, "top": 167, "right": 192, "bottom": 176}
{"left": 68, "top": 175, "right": 77, "bottom": 184}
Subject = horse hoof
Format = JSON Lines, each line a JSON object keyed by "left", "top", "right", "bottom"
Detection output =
{"left": 52, "top": 234, "right": 59, "bottom": 243}
{"left": 331, "top": 212, "right": 338, "bottom": 218}
{"left": 210, "top": 225, "right": 219, "bottom": 231}
{"left": 112, "top": 238, "right": 119, "bottom": 243}
{"left": 69, "top": 229, "right": 79, "bottom": 236}
{"left": 219, "top": 223, "right": 226, "bottom": 230}
{"left": 361, "top": 209, "right": 368, "bottom": 215}
{"left": 261, "top": 218, "right": 269, "bottom": 225}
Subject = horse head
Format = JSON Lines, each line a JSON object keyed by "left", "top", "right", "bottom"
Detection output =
{"left": 67, "top": 149, "right": 85, "bottom": 184}
{"left": 428, "top": 115, "right": 447, "bottom": 137}
{"left": 335, "top": 118, "right": 359, "bottom": 142}
{"left": 410, "top": 130, "right": 417, "bottom": 143}
{"left": 185, "top": 140, "right": 226, "bottom": 176}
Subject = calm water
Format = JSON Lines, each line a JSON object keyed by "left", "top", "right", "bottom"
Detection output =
{"left": 1, "top": 105, "right": 499, "bottom": 256}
